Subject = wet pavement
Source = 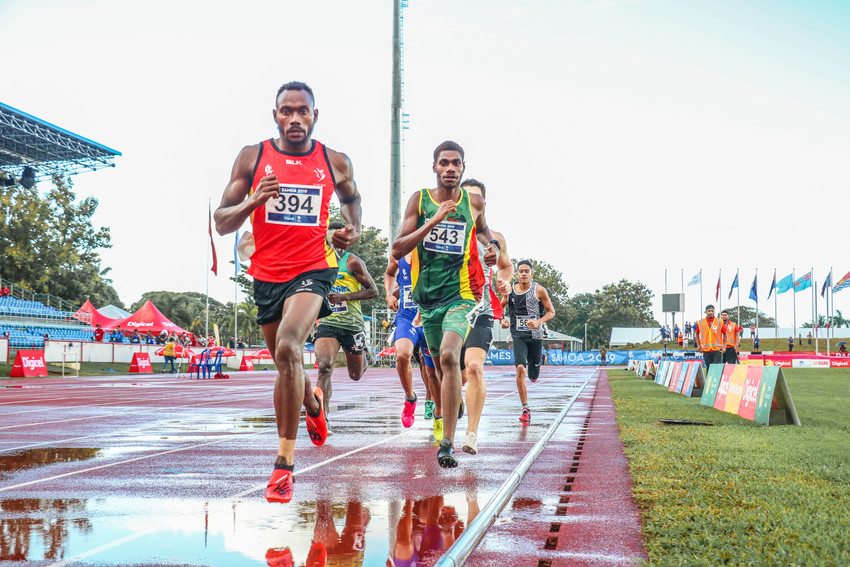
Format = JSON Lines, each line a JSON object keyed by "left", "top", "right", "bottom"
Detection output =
{"left": 0, "top": 366, "right": 645, "bottom": 566}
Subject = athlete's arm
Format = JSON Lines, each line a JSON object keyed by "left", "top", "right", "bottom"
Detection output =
{"left": 215, "top": 144, "right": 275, "bottom": 235}
{"left": 328, "top": 255, "right": 379, "bottom": 304}
{"left": 384, "top": 255, "right": 400, "bottom": 311}
{"left": 500, "top": 290, "right": 511, "bottom": 328}
{"left": 469, "top": 193, "right": 497, "bottom": 267}
{"left": 327, "top": 149, "right": 362, "bottom": 250}
{"left": 491, "top": 230, "right": 513, "bottom": 296}
{"left": 526, "top": 285, "right": 556, "bottom": 330}
{"left": 391, "top": 193, "right": 456, "bottom": 259}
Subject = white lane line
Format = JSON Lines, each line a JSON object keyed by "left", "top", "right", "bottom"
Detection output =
{"left": 46, "top": 530, "right": 154, "bottom": 567}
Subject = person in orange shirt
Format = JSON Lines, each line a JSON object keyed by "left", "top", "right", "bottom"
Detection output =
{"left": 720, "top": 309, "right": 741, "bottom": 364}
{"left": 694, "top": 304, "right": 725, "bottom": 370}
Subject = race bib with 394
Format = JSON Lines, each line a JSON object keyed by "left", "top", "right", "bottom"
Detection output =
{"left": 266, "top": 184, "right": 321, "bottom": 226}
{"left": 423, "top": 220, "right": 466, "bottom": 255}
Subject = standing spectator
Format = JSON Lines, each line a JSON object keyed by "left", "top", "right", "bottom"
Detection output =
{"left": 788, "top": 337, "right": 794, "bottom": 352}
{"left": 673, "top": 325, "right": 680, "bottom": 341}
{"left": 145, "top": 331, "right": 156, "bottom": 345}
{"left": 237, "top": 337, "right": 246, "bottom": 349}
{"left": 110, "top": 326, "right": 124, "bottom": 343}
{"left": 750, "top": 324, "right": 756, "bottom": 338}
{"left": 753, "top": 335, "right": 760, "bottom": 351}
{"left": 1, "top": 285, "right": 10, "bottom": 296}
{"left": 600, "top": 346, "right": 608, "bottom": 366}
{"left": 130, "top": 330, "right": 141, "bottom": 344}
{"left": 228, "top": 336, "right": 236, "bottom": 348}
{"left": 677, "top": 332, "right": 684, "bottom": 348}
{"left": 162, "top": 336, "right": 177, "bottom": 373}
{"left": 798, "top": 334, "right": 802, "bottom": 345}
{"left": 807, "top": 332, "right": 812, "bottom": 345}
{"left": 694, "top": 304, "right": 725, "bottom": 371}
{"left": 93, "top": 324, "right": 105, "bottom": 342}
{"left": 720, "top": 310, "right": 741, "bottom": 364}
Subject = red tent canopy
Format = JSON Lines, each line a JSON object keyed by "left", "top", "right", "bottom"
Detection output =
{"left": 120, "top": 300, "right": 192, "bottom": 336}
{"left": 74, "top": 300, "right": 126, "bottom": 329}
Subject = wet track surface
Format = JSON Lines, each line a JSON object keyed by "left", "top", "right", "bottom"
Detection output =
{"left": 0, "top": 366, "right": 646, "bottom": 566}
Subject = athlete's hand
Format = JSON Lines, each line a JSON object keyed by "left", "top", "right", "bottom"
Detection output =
{"left": 483, "top": 244, "right": 498, "bottom": 267}
{"left": 386, "top": 294, "right": 399, "bottom": 311}
{"left": 501, "top": 318, "right": 510, "bottom": 329}
{"left": 327, "top": 293, "right": 346, "bottom": 304}
{"left": 434, "top": 200, "right": 457, "bottom": 222}
{"left": 527, "top": 319, "right": 539, "bottom": 330}
{"left": 496, "top": 278, "right": 511, "bottom": 296}
{"left": 332, "top": 224, "right": 360, "bottom": 249}
{"left": 251, "top": 175, "right": 279, "bottom": 208}
{"left": 413, "top": 310, "right": 423, "bottom": 327}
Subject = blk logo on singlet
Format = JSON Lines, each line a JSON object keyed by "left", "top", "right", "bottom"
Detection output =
{"left": 314, "top": 168, "right": 326, "bottom": 182}
{"left": 286, "top": 159, "right": 302, "bottom": 165}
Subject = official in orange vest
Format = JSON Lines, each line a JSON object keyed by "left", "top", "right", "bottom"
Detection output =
{"left": 720, "top": 309, "right": 741, "bottom": 364}
{"left": 694, "top": 304, "right": 725, "bottom": 370}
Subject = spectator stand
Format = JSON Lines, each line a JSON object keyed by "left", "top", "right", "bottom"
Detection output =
{"left": 0, "top": 293, "right": 95, "bottom": 362}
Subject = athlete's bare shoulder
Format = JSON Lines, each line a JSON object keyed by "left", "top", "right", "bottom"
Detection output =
{"left": 233, "top": 143, "right": 262, "bottom": 173}
{"left": 323, "top": 145, "right": 354, "bottom": 183}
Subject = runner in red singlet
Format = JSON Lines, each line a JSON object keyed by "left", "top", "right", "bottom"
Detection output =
{"left": 215, "top": 82, "right": 362, "bottom": 504}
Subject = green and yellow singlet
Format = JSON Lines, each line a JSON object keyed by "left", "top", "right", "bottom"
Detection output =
{"left": 321, "top": 251, "right": 365, "bottom": 332}
{"left": 411, "top": 188, "right": 481, "bottom": 310}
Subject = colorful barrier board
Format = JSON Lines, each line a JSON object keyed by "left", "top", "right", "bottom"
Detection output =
{"left": 10, "top": 350, "right": 48, "bottom": 377}
{"left": 701, "top": 364, "right": 799, "bottom": 426}
{"left": 129, "top": 352, "right": 152, "bottom": 373}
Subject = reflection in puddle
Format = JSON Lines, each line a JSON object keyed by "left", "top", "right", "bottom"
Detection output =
{"left": 0, "top": 489, "right": 542, "bottom": 565}
{"left": 0, "top": 448, "right": 100, "bottom": 477}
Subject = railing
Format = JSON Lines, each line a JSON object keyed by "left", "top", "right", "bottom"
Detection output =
{"left": 0, "top": 277, "right": 81, "bottom": 313}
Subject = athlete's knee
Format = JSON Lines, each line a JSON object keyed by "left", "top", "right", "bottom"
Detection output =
{"left": 466, "top": 358, "right": 484, "bottom": 378}
{"left": 274, "top": 338, "right": 302, "bottom": 366}
{"left": 317, "top": 357, "right": 335, "bottom": 375}
{"left": 439, "top": 349, "right": 460, "bottom": 370}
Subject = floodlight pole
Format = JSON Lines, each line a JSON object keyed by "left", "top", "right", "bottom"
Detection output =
{"left": 389, "top": 0, "right": 402, "bottom": 241}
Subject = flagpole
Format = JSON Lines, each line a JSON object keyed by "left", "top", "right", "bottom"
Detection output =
{"left": 812, "top": 267, "right": 817, "bottom": 353}
{"left": 680, "top": 269, "right": 684, "bottom": 335}
{"left": 755, "top": 268, "right": 759, "bottom": 338}
{"left": 206, "top": 201, "right": 210, "bottom": 342}
{"left": 774, "top": 269, "right": 778, "bottom": 339}
{"left": 699, "top": 268, "right": 703, "bottom": 325}
{"left": 664, "top": 268, "right": 668, "bottom": 331}
{"left": 718, "top": 269, "right": 722, "bottom": 314}
{"left": 827, "top": 268, "right": 832, "bottom": 355}
{"left": 736, "top": 268, "right": 740, "bottom": 328}
{"left": 792, "top": 268, "right": 796, "bottom": 340}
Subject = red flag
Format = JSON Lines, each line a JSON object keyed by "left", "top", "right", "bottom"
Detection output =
{"left": 209, "top": 206, "right": 218, "bottom": 275}
{"left": 715, "top": 273, "right": 721, "bottom": 301}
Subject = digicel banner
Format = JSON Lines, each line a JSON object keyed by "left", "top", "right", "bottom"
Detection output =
{"left": 701, "top": 364, "right": 800, "bottom": 426}
{"left": 129, "top": 352, "right": 153, "bottom": 374}
{"left": 10, "top": 350, "right": 48, "bottom": 377}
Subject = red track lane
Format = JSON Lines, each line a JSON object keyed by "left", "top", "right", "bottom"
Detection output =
{"left": 0, "top": 367, "right": 646, "bottom": 566}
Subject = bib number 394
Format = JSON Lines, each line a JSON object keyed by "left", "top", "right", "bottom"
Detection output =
{"left": 423, "top": 220, "right": 465, "bottom": 255}
{"left": 266, "top": 184, "right": 321, "bottom": 226}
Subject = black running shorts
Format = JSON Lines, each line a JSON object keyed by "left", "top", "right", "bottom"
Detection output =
{"left": 512, "top": 334, "right": 542, "bottom": 381}
{"left": 254, "top": 268, "right": 337, "bottom": 326}
{"left": 314, "top": 324, "right": 367, "bottom": 355}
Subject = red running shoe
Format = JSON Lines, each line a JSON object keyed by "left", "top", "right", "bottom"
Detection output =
{"left": 519, "top": 407, "right": 531, "bottom": 422}
{"left": 265, "top": 468, "right": 295, "bottom": 503}
{"left": 401, "top": 393, "right": 417, "bottom": 428}
{"left": 265, "top": 547, "right": 294, "bottom": 567}
{"left": 306, "top": 541, "right": 327, "bottom": 567}
{"left": 306, "top": 387, "right": 328, "bottom": 446}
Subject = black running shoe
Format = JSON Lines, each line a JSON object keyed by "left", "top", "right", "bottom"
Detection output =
{"left": 437, "top": 438, "right": 457, "bottom": 468}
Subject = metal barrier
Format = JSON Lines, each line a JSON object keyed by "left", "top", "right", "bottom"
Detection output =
{"left": 434, "top": 370, "right": 596, "bottom": 567}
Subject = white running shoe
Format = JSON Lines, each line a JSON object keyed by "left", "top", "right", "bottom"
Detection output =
{"left": 462, "top": 431, "right": 478, "bottom": 455}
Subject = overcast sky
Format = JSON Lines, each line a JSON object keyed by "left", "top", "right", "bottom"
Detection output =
{"left": 2, "top": 0, "right": 849, "bottom": 329}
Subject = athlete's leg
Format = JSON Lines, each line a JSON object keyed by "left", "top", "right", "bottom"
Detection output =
{"left": 314, "top": 336, "right": 340, "bottom": 414}
{"left": 464, "top": 346, "right": 487, "bottom": 435}
{"left": 527, "top": 339, "right": 543, "bottom": 382}
{"left": 262, "top": 293, "right": 323, "bottom": 467}
{"left": 439, "top": 331, "right": 466, "bottom": 445}
{"left": 394, "top": 337, "right": 415, "bottom": 398}
{"left": 513, "top": 337, "right": 530, "bottom": 406}
{"left": 343, "top": 350, "right": 366, "bottom": 381}
{"left": 516, "top": 364, "right": 528, "bottom": 404}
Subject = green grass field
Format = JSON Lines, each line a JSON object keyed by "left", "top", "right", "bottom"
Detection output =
{"left": 607, "top": 368, "right": 850, "bottom": 566}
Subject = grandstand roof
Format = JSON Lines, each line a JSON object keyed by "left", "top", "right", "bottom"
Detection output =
{"left": 0, "top": 101, "right": 121, "bottom": 182}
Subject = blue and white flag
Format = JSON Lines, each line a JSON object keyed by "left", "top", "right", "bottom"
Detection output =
{"left": 776, "top": 273, "right": 794, "bottom": 294}
{"left": 794, "top": 271, "right": 812, "bottom": 293}
{"left": 728, "top": 270, "right": 739, "bottom": 300}
{"left": 767, "top": 270, "right": 777, "bottom": 300}
{"left": 688, "top": 272, "right": 701, "bottom": 286}
{"left": 749, "top": 274, "right": 757, "bottom": 302}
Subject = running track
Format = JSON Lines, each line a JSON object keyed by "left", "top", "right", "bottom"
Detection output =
{"left": 0, "top": 366, "right": 646, "bottom": 566}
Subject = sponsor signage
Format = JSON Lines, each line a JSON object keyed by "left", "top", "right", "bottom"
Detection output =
{"left": 129, "top": 352, "right": 152, "bottom": 374}
{"left": 700, "top": 365, "right": 800, "bottom": 426}
{"left": 830, "top": 358, "right": 850, "bottom": 368}
{"left": 793, "top": 359, "right": 830, "bottom": 369}
{"left": 669, "top": 362, "right": 683, "bottom": 392}
{"left": 240, "top": 357, "right": 255, "bottom": 371}
{"left": 722, "top": 365, "right": 749, "bottom": 415}
{"left": 10, "top": 350, "right": 48, "bottom": 377}
{"left": 700, "top": 364, "right": 725, "bottom": 407}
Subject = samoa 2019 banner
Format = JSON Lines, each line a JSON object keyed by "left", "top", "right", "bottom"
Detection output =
{"left": 485, "top": 349, "right": 685, "bottom": 366}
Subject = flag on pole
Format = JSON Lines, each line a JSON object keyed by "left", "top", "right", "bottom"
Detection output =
{"left": 234, "top": 231, "right": 240, "bottom": 276}
{"left": 776, "top": 273, "right": 794, "bottom": 294}
{"left": 834, "top": 271, "right": 850, "bottom": 293}
{"left": 208, "top": 206, "right": 218, "bottom": 275}
{"left": 687, "top": 272, "right": 701, "bottom": 286}
{"left": 767, "top": 270, "right": 777, "bottom": 300}
{"left": 793, "top": 271, "right": 812, "bottom": 292}
{"left": 749, "top": 274, "right": 757, "bottom": 302}
{"left": 821, "top": 270, "right": 832, "bottom": 297}
{"left": 715, "top": 273, "right": 721, "bottom": 301}
{"left": 728, "top": 270, "right": 739, "bottom": 300}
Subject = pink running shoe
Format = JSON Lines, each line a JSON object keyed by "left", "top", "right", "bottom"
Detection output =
{"left": 306, "top": 387, "right": 328, "bottom": 446}
{"left": 401, "top": 393, "right": 417, "bottom": 428}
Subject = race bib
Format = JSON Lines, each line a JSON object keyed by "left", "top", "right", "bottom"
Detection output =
{"left": 423, "top": 220, "right": 465, "bottom": 255}
{"left": 328, "top": 299, "right": 348, "bottom": 313}
{"left": 265, "top": 184, "right": 322, "bottom": 225}
{"left": 516, "top": 315, "right": 532, "bottom": 332}
{"left": 402, "top": 285, "right": 417, "bottom": 309}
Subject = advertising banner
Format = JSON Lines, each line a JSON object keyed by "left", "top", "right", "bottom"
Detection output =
{"left": 681, "top": 362, "right": 704, "bottom": 397}
{"left": 721, "top": 365, "right": 749, "bottom": 415}
{"left": 700, "top": 364, "right": 725, "bottom": 407}
{"left": 753, "top": 367, "right": 801, "bottom": 426}
{"left": 129, "top": 352, "right": 152, "bottom": 374}
{"left": 713, "top": 364, "right": 737, "bottom": 411}
{"left": 669, "top": 361, "right": 683, "bottom": 392}
{"left": 240, "top": 357, "right": 255, "bottom": 371}
{"left": 10, "top": 350, "right": 48, "bottom": 377}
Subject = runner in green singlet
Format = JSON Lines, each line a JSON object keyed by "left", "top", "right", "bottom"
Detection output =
{"left": 391, "top": 140, "right": 498, "bottom": 468}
